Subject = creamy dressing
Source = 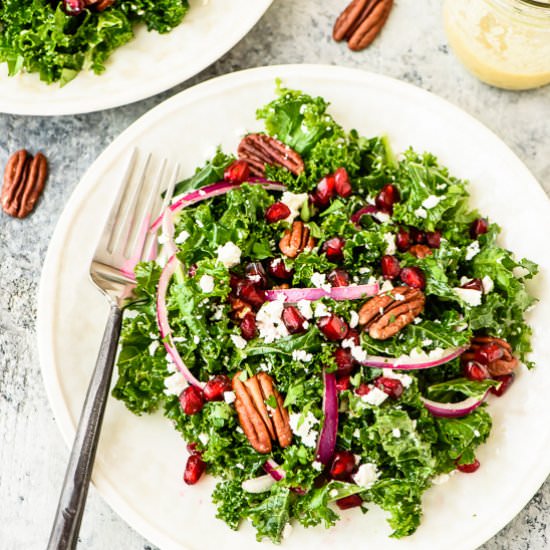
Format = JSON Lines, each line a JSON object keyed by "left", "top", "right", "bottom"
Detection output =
{"left": 444, "top": 0, "right": 550, "bottom": 90}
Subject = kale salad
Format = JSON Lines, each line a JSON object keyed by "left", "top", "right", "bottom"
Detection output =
{"left": 112, "top": 84, "right": 538, "bottom": 543}
{"left": 0, "top": 0, "right": 188, "bottom": 85}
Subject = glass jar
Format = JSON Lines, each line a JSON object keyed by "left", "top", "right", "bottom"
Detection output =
{"left": 443, "top": 0, "right": 550, "bottom": 90}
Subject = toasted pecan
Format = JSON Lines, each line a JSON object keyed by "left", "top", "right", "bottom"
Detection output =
{"left": 279, "top": 221, "right": 316, "bottom": 258}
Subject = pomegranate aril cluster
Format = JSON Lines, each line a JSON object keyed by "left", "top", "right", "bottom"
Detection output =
{"left": 180, "top": 385, "right": 205, "bottom": 415}
{"left": 224, "top": 159, "right": 250, "bottom": 183}
{"left": 265, "top": 201, "right": 290, "bottom": 223}
{"left": 203, "top": 375, "right": 232, "bottom": 402}
{"left": 375, "top": 184, "right": 400, "bottom": 214}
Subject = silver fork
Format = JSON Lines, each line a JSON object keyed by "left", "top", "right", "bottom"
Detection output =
{"left": 47, "top": 149, "right": 178, "bottom": 550}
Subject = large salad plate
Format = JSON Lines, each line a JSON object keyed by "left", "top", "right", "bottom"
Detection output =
{"left": 37, "top": 65, "right": 550, "bottom": 549}
{"left": 0, "top": 0, "right": 272, "bottom": 115}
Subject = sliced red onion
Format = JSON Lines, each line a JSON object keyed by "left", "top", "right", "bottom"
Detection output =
{"left": 316, "top": 370, "right": 338, "bottom": 465}
{"left": 351, "top": 205, "right": 378, "bottom": 227}
{"left": 156, "top": 255, "right": 203, "bottom": 388}
{"left": 242, "top": 474, "right": 277, "bottom": 494}
{"left": 264, "top": 459, "right": 285, "bottom": 481}
{"left": 358, "top": 346, "right": 468, "bottom": 370}
{"left": 151, "top": 179, "right": 286, "bottom": 231}
{"left": 421, "top": 388, "right": 491, "bottom": 418}
{"left": 161, "top": 209, "right": 177, "bottom": 258}
{"left": 265, "top": 283, "right": 379, "bottom": 303}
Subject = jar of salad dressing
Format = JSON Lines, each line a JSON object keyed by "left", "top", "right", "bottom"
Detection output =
{"left": 443, "top": 0, "right": 550, "bottom": 90}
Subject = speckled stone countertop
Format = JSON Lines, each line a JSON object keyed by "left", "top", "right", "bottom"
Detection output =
{"left": 1, "top": 1, "right": 549, "bottom": 549}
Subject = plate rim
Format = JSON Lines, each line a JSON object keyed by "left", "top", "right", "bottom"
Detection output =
{"left": 37, "top": 63, "right": 550, "bottom": 550}
{"left": 0, "top": 0, "right": 272, "bottom": 116}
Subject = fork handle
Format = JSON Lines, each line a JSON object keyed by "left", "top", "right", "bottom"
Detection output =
{"left": 47, "top": 304, "right": 123, "bottom": 550}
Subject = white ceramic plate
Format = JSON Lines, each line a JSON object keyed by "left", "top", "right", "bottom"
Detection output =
{"left": 37, "top": 65, "right": 550, "bottom": 550}
{"left": 0, "top": 0, "right": 271, "bottom": 115}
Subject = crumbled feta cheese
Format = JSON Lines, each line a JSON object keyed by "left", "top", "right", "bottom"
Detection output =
{"left": 314, "top": 302, "right": 330, "bottom": 318}
{"left": 465, "top": 240, "right": 480, "bottom": 261}
{"left": 422, "top": 339, "right": 433, "bottom": 347}
{"left": 288, "top": 411, "right": 319, "bottom": 448}
{"left": 394, "top": 292, "right": 405, "bottom": 301}
{"left": 474, "top": 429, "right": 481, "bottom": 437}
{"left": 414, "top": 207, "right": 427, "bottom": 219}
{"left": 230, "top": 334, "right": 247, "bottom": 349}
{"left": 311, "top": 272, "right": 331, "bottom": 291}
{"left": 199, "top": 274, "right": 214, "bottom": 293}
{"left": 482, "top": 275, "right": 494, "bottom": 294}
{"left": 351, "top": 345, "right": 367, "bottom": 362}
{"left": 383, "top": 233, "right": 396, "bottom": 255}
{"left": 224, "top": 391, "right": 236, "bottom": 404}
{"left": 382, "top": 369, "right": 413, "bottom": 388}
{"left": 216, "top": 241, "right": 241, "bottom": 268}
{"left": 163, "top": 371, "right": 188, "bottom": 396}
{"left": 422, "top": 195, "right": 442, "bottom": 209}
{"left": 256, "top": 297, "right": 289, "bottom": 343}
{"left": 414, "top": 316, "right": 422, "bottom": 324}
{"left": 453, "top": 287, "right": 482, "bottom": 307}
{"left": 359, "top": 267, "right": 370, "bottom": 274}
{"left": 513, "top": 266, "right": 530, "bottom": 278}
{"left": 297, "top": 299, "right": 313, "bottom": 320}
{"left": 281, "top": 191, "right": 308, "bottom": 222}
{"left": 193, "top": 335, "right": 200, "bottom": 345}
{"left": 312, "top": 460, "right": 324, "bottom": 471}
{"left": 380, "top": 280, "right": 394, "bottom": 293}
{"left": 361, "top": 386, "right": 388, "bottom": 406}
{"left": 349, "top": 310, "right": 359, "bottom": 328}
{"left": 211, "top": 305, "right": 224, "bottom": 321}
{"left": 373, "top": 211, "right": 390, "bottom": 224}
{"left": 353, "top": 428, "right": 361, "bottom": 439}
{"left": 292, "top": 349, "right": 313, "bottom": 362}
{"left": 148, "top": 340, "right": 159, "bottom": 356}
{"left": 175, "top": 230, "right": 190, "bottom": 244}
{"left": 392, "top": 428, "right": 401, "bottom": 437}
{"left": 352, "top": 463, "right": 380, "bottom": 488}
{"left": 198, "top": 433, "right": 209, "bottom": 445}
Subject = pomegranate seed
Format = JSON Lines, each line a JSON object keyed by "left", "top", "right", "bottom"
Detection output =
{"left": 409, "top": 227, "right": 426, "bottom": 244}
{"left": 318, "top": 314, "right": 348, "bottom": 341}
{"left": 265, "top": 202, "right": 291, "bottom": 223}
{"left": 237, "top": 282, "right": 266, "bottom": 309}
{"left": 344, "top": 328, "right": 360, "bottom": 345}
{"left": 282, "top": 306, "right": 307, "bottom": 334}
{"left": 224, "top": 160, "right": 250, "bottom": 183}
{"left": 334, "top": 167, "right": 352, "bottom": 197}
{"left": 470, "top": 218, "right": 489, "bottom": 239}
{"left": 355, "top": 383, "right": 371, "bottom": 396}
{"left": 322, "top": 237, "right": 346, "bottom": 262}
{"left": 351, "top": 205, "right": 378, "bottom": 226}
{"left": 375, "top": 184, "right": 400, "bottom": 213}
{"left": 265, "top": 257, "right": 294, "bottom": 281}
{"left": 463, "top": 361, "right": 489, "bottom": 381}
{"left": 456, "top": 458, "right": 480, "bottom": 473}
{"left": 329, "top": 450, "right": 356, "bottom": 481}
{"left": 203, "top": 375, "right": 232, "bottom": 402}
{"left": 490, "top": 373, "right": 515, "bottom": 397}
{"left": 62, "top": 0, "right": 85, "bottom": 14}
{"left": 184, "top": 454, "right": 207, "bottom": 485}
{"left": 188, "top": 264, "right": 198, "bottom": 277}
{"left": 328, "top": 269, "right": 350, "bottom": 287}
{"left": 334, "top": 348, "right": 354, "bottom": 376}
{"left": 474, "top": 343, "right": 504, "bottom": 365}
{"left": 311, "top": 175, "right": 336, "bottom": 207}
{"left": 336, "top": 494, "right": 363, "bottom": 510}
{"left": 186, "top": 442, "right": 201, "bottom": 455}
{"left": 374, "top": 377, "right": 404, "bottom": 399}
{"left": 336, "top": 375, "right": 351, "bottom": 392}
{"left": 245, "top": 262, "right": 268, "bottom": 289}
{"left": 461, "top": 278, "right": 483, "bottom": 291}
{"left": 425, "top": 231, "right": 441, "bottom": 248}
{"left": 240, "top": 312, "right": 257, "bottom": 340}
{"left": 179, "top": 386, "right": 205, "bottom": 415}
{"left": 400, "top": 266, "right": 426, "bottom": 289}
{"left": 381, "top": 255, "right": 401, "bottom": 280}
{"left": 396, "top": 228, "right": 411, "bottom": 251}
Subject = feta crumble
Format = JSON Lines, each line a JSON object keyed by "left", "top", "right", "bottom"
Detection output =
{"left": 163, "top": 371, "right": 188, "bottom": 396}
{"left": 465, "top": 240, "right": 480, "bottom": 261}
{"left": 256, "top": 298, "right": 289, "bottom": 343}
{"left": 382, "top": 369, "right": 413, "bottom": 388}
{"left": 361, "top": 386, "right": 388, "bottom": 406}
{"left": 314, "top": 302, "right": 330, "bottom": 318}
{"left": 230, "top": 334, "right": 247, "bottom": 349}
{"left": 292, "top": 349, "right": 313, "bottom": 362}
{"left": 349, "top": 310, "right": 359, "bottom": 328}
{"left": 224, "top": 391, "right": 236, "bottom": 404}
{"left": 414, "top": 207, "right": 427, "bottom": 219}
{"left": 281, "top": 191, "right": 308, "bottom": 222}
{"left": 352, "top": 463, "right": 380, "bottom": 488}
{"left": 482, "top": 275, "right": 494, "bottom": 293}
{"left": 288, "top": 411, "right": 319, "bottom": 448}
{"left": 199, "top": 274, "right": 215, "bottom": 293}
{"left": 216, "top": 241, "right": 242, "bottom": 268}
{"left": 383, "top": 233, "right": 396, "bottom": 255}
{"left": 311, "top": 272, "right": 331, "bottom": 291}
{"left": 422, "top": 195, "right": 442, "bottom": 209}
{"left": 392, "top": 428, "right": 401, "bottom": 438}
{"left": 373, "top": 211, "right": 391, "bottom": 224}
{"left": 297, "top": 299, "right": 313, "bottom": 320}
{"left": 453, "top": 287, "right": 482, "bottom": 307}
{"left": 174, "top": 230, "right": 190, "bottom": 244}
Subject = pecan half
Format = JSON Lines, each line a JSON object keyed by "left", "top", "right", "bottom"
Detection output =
{"left": 229, "top": 296, "right": 252, "bottom": 320}
{"left": 358, "top": 286, "right": 425, "bottom": 340}
{"left": 409, "top": 244, "right": 432, "bottom": 259}
{"left": 232, "top": 372, "right": 292, "bottom": 454}
{"left": 1, "top": 150, "right": 48, "bottom": 218}
{"left": 461, "top": 336, "right": 518, "bottom": 376}
{"left": 279, "top": 221, "right": 316, "bottom": 258}
{"left": 237, "top": 133, "right": 305, "bottom": 177}
{"left": 333, "top": 0, "right": 393, "bottom": 51}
